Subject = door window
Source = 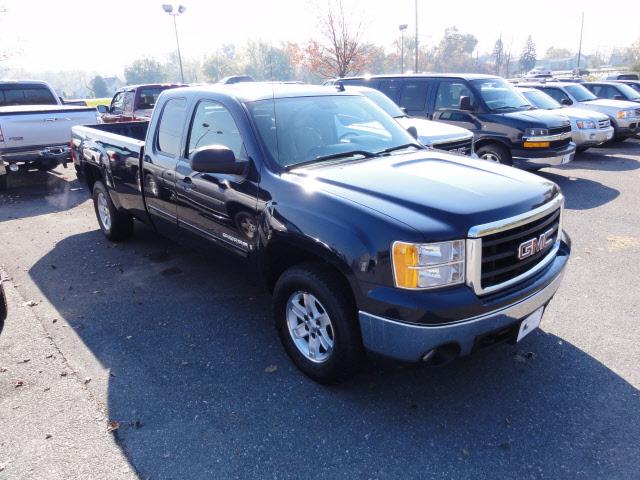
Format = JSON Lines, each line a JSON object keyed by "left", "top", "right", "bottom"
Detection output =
{"left": 541, "top": 87, "right": 571, "bottom": 105}
{"left": 378, "top": 79, "right": 403, "bottom": 103}
{"left": 399, "top": 81, "right": 429, "bottom": 111}
{"left": 123, "top": 91, "right": 135, "bottom": 114}
{"left": 156, "top": 98, "right": 188, "bottom": 157}
{"left": 187, "top": 100, "right": 246, "bottom": 160}
{"left": 110, "top": 92, "right": 125, "bottom": 114}
{"left": 435, "top": 81, "right": 474, "bottom": 110}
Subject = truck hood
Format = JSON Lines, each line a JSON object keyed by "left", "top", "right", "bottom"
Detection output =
{"left": 394, "top": 117, "right": 473, "bottom": 146}
{"left": 501, "top": 109, "right": 570, "bottom": 129}
{"left": 581, "top": 98, "right": 639, "bottom": 110}
{"left": 559, "top": 107, "right": 609, "bottom": 121}
{"left": 287, "top": 151, "right": 559, "bottom": 238}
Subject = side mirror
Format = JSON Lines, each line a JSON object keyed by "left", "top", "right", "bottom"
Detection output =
{"left": 613, "top": 95, "right": 624, "bottom": 101}
{"left": 96, "top": 105, "right": 108, "bottom": 114}
{"left": 406, "top": 125, "right": 418, "bottom": 140}
{"left": 459, "top": 96, "right": 472, "bottom": 111}
{"left": 561, "top": 98, "right": 572, "bottom": 106}
{"left": 190, "top": 145, "right": 246, "bottom": 175}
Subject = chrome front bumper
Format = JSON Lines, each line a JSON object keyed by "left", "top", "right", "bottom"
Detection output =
{"left": 358, "top": 267, "right": 565, "bottom": 363}
{"left": 573, "top": 127, "right": 614, "bottom": 147}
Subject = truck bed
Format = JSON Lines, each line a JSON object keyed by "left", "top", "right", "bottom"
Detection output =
{"left": 82, "top": 121, "right": 149, "bottom": 142}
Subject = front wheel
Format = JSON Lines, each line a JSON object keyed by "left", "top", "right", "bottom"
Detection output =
{"left": 92, "top": 181, "right": 133, "bottom": 242}
{"left": 273, "top": 264, "right": 365, "bottom": 383}
{"left": 476, "top": 143, "right": 513, "bottom": 166}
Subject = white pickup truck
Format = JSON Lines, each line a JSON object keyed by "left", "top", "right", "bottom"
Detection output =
{"left": 0, "top": 80, "right": 100, "bottom": 189}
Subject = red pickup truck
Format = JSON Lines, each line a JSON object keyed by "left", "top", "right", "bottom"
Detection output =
{"left": 97, "top": 83, "right": 184, "bottom": 123}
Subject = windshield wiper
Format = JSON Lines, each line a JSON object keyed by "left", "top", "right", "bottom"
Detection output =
{"left": 377, "top": 143, "right": 424, "bottom": 155}
{"left": 492, "top": 106, "right": 519, "bottom": 111}
{"left": 285, "top": 150, "right": 378, "bottom": 170}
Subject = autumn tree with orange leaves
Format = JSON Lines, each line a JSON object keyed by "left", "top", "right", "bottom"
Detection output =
{"left": 304, "top": 1, "right": 372, "bottom": 79}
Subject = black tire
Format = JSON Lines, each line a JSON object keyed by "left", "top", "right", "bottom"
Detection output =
{"left": 476, "top": 143, "right": 513, "bottom": 166}
{"left": 37, "top": 163, "right": 57, "bottom": 172}
{"left": 92, "top": 180, "right": 134, "bottom": 242}
{"left": 576, "top": 146, "right": 589, "bottom": 153}
{"left": 0, "top": 174, "right": 6, "bottom": 191}
{"left": 273, "top": 263, "right": 365, "bottom": 383}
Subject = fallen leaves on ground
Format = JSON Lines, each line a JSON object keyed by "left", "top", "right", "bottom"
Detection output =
{"left": 14, "top": 379, "right": 24, "bottom": 388}
{"left": 22, "top": 300, "right": 37, "bottom": 307}
{"left": 264, "top": 365, "right": 278, "bottom": 373}
{"left": 107, "top": 420, "right": 120, "bottom": 433}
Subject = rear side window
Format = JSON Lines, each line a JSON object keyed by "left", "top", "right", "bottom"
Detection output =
{"left": 378, "top": 79, "right": 403, "bottom": 102}
{"left": 399, "top": 81, "right": 428, "bottom": 111}
{"left": 156, "top": 98, "right": 187, "bottom": 157}
{"left": 0, "top": 85, "right": 57, "bottom": 106}
{"left": 123, "top": 91, "right": 135, "bottom": 113}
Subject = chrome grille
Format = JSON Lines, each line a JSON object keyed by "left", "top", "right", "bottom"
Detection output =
{"left": 466, "top": 196, "right": 564, "bottom": 295}
{"left": 597, "top": 119, "right": 610, "bottom": 129}
{"left": 433, "top": 138, "right": 473, "bottom": 156}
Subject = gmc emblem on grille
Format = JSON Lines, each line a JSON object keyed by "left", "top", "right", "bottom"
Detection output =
{"left": 517, "top": 228, "right": 555, "bottom": 260}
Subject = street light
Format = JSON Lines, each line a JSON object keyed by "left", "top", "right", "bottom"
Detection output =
{"left": 162, "top": 4, "right": 187, "bottom": 83}
{"left": 399, "top": 24, "right": 408, "bottom": 74}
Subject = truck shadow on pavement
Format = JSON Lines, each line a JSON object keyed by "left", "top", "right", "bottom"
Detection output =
{"left": 536, "top": 171, "right": 619, "bottom": 211}
{"left": 0, "top": 168, "right": 87, "bottom": 222}
{"left": 27, "top": 225, "right": 640, "bottom": 479}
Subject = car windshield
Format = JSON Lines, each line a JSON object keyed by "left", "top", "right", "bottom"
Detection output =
{"left": 521, "top": 90, "right": 561, "bottom": 110}
{"left": 615, "top": 83, "right": 640, "bottom": 101}
{"left": 356, "top": 89, "right": 405, "bottom": 117}
{"left": 247, "top": 95, "right": 417, "bottom": 168}
{"left": 470, "top": 78, "right": 532, "bottom": 112}
{"left": 627, "top": 83, "right": 640, "bottom": 94}
{"left": 565, "top": 84, "right": 597, "bottom": 102}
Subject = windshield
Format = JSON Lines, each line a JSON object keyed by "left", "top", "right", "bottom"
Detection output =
{"left": 248, "top": 95, "right": 416, "bottom": 168}
{"left": 521, "top": 90, "right": 561, "bottom": 110}
{"left": 615, "top": 83, "right": 640, "bottom": 101}
{"left": 356, "top": 89, "right": 405, "bottom": 117}
{"left": 565, "top": 84, "right": 597, "bottom": 102}
{"left": 470, "top": 78, "right": 532, "bottom": 112}
{"left": 627, "top": 83, "right": 640, "bottom": 94}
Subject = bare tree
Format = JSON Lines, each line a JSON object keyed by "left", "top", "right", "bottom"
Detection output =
{"left": 305, "top": 0, "right": 371, "bottom": 78}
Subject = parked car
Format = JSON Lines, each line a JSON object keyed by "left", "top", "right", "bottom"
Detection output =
{"left": 98, "top": 84, "right": 184, "bottom": 123}
{"left": 338, "top": 74, "right": 575, "bottom": 169}
{"left": 606, "top": 73, "right": 639, "bottom": 81}
{"left": 0, "top": 80, "right": 100, "bottom": 188}
{"left": 345, "top": 85, "right": 476, "bottom": 156}
{"left": 583, "top": 81, "right": 640, "bottom": 104}
{"left": 517, "top": 87, "right": 613, "bottom": 151}
{"left": 611, "top": 80, "right": 640, "bottom": 95}
{"left": 520, "top": 82, "right": 640, "bottom": 141}
{"left": 218, "top": 75, "right": 256, "bottom": 85}
{"left": 72, "top": 83, "right": 570, "bottom": 383}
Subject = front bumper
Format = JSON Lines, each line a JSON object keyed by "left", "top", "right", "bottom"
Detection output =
{"left": 359, "top": 266, "right": 564, "bottom": 362}
{"left": 358, "top": 232, "right": 570, "bottom": 363}
{"left": 614, "top": 118, "right": 639, "bottom": 137}
{"left": 573, "top": 126, "right": 614, "bottom": 147}
{"left": 512, "top": 142, "right": 576, "bottom": 169}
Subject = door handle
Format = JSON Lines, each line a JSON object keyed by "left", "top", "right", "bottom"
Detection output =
{"left": 182, "top": 176, "right": 192, "bottom": 184}
{"left": 181, "top": 176, "right": 195, "bottom": 190}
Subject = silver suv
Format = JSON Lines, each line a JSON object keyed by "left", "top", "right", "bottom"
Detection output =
{"left": 520, "top": 82, "right": 640, "bottom": 141}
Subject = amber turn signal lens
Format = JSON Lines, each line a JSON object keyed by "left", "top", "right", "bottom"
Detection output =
{"left": 523, "top": 141, "right": 550, "bottom": 148}
{"left": 392, "top": 242, "right": 419, "bottom": 288}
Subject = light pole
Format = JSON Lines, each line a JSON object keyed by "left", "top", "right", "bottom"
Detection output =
{"left": 414, "top": 0, "right": 419, "bottom": 73}
{"left": 162, "top": 4, "right": 186, "bottom": 83}
{"left": 399, "top": 24, "right": 408, "bottom": 73}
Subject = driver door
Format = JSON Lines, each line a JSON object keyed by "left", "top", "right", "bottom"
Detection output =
{"left": 175, "top": 99, "right": 259, "bottom": 256}
{"left": 431, "top": 80, "right": 481, "bottom": 132}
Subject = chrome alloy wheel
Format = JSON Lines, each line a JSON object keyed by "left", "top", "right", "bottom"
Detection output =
{"left": 97, "top": 191, "right": 112, "bottom": 231}
{"left": 481, "top": 152, "right": 500, "bottom": 163}
{"left": 286, "top": 292, "right": 334, "bottom": 363}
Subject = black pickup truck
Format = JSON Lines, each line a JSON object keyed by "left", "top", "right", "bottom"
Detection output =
{"left": 71, "top": 84, "right": 570, "bottom": 383}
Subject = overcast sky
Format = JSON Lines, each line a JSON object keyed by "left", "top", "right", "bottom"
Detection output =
{"left": 1, "top": 0, "right": 638, "bottom": 75}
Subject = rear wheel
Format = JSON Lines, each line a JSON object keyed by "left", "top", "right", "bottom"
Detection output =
{"left": 0, "top": 173, "right": 6, "bottom": 191}
{"left": 476, "top": 143, "right": 513, "bottom": 166}
{"left": 273, "top": 263, "right": 365, "bottom": 383}
{"left": 92, "top": 180, "right": 133, "bottom": 241}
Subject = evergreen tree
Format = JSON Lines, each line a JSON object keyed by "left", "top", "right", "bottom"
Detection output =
{"left": 519, "top": 36, "right": 537, "bottom": 72}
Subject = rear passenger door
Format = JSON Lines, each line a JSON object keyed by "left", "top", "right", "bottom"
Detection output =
{"left": 143, "top": 97, "right": 188, "bottom": 238}
{"left": 431, "top": 80, "right": 481, "bottom": 132}
{"left": 397, "top": 80, "right": 431, "bottom": 117}
{"left": 174, "top": 99, "right": 259, "bottom": 255}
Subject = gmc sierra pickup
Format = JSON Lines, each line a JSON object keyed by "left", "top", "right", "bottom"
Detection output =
{"left": 72, "top": 84, "right": 570, "bottom": 383}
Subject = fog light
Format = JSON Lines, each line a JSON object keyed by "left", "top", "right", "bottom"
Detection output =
{"left": 9, "top": 163, "right": 19, "bottom": 172}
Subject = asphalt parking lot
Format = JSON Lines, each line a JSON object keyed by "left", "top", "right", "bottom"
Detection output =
{"left": 1, "top": 143, "right": 639, "bottom": 479}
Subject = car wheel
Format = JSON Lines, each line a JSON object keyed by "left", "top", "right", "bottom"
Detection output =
{"left": 0, "top": 174, "right": 6, "bottom": 191}
{"left": 273, "top": 263, "right": 365, "bottom": 383}
{"left": 92, "top": 180, "right": 134, "bottom": 242}
{"left": 576, "top": 146, "right": 589, "bottom": 153}
{"left": 476, "top": 144, "right": 513, "bottom": 166}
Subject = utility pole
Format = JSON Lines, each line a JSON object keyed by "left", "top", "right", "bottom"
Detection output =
{"left": 399, "top": 24, "right": 408, "bottom": 73}
{"left": 576, "top": 12, "right": 584, "bottom": 71}
{"left": 414, "top": 0, "right": 419, "bottom": 73}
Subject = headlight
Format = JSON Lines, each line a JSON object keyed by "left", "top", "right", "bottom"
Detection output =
{"left": 617, "top": 110, "right": 634, "bottom": 119}
{"left": 392, "top": 240, "right": 465, "bottom": 289}
{"left": 524, "top": 128, "right": 549, "bottom": 137}
{"left": 576, "top": 120, "right": 595, "bottom": 129}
